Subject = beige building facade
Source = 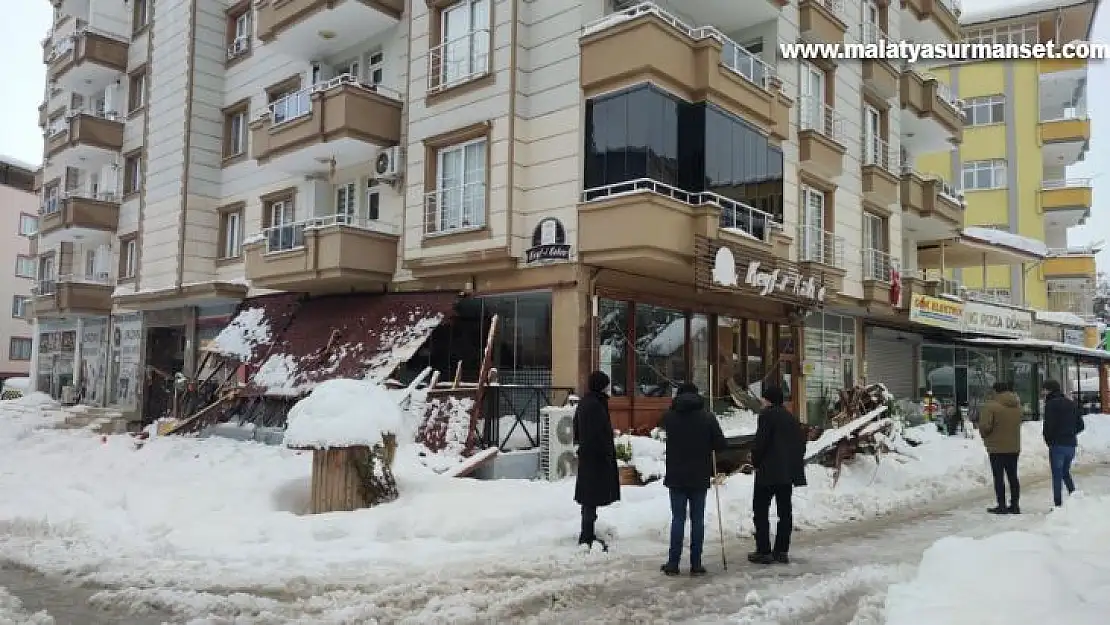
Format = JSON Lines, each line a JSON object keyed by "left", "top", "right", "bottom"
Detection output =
{"left": 0, "top": 158, "right": 36, "bottom": 381}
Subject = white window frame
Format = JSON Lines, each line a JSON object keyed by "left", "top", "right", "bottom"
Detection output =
{"left": 962, "top": 95, "right": 1005, "bottom": 126}
{"left": 800, "top": 185, "right": 826, "bottom": 263}
{"left": 961, "top": 159, "right": 1007, "bottom": 191}
{"left": 335, "top": 182, "right": 357, "bottom": 223}
{"left": 134, "top": 0, "right": 150, "bottom": 30}
{"left": 15, "top": 257, "right": 36, "bottom": 279}
{"left": 84, "top": 249, "right": 96, "bottom": 278}
{"left": 437, "top": 0, "right": 491, "bottom": 88}
{"left": 432, "top": 138, "right": 487, "bottom": 233}
{"left": 862, "top": 104, "right": 882, "bottom": 165}
{"left": 799, "top": 62, "right": 825, "bottom": 132}
{"left": 368, "top": 50, "right": 384, "bottom": 86}
{"left": 337, "top": 57, "right": 361, "bottom": 81}
{"left": 11, "top": 295, "right": 30, "bottom": 318}
{"left": 42, "top": 186, "right": 59, "bottom": 215}
{"left": 129, "top": 73, "right": 146, "bottom": 112}
{"left": 122, "top": 239, "right": 137, "bottom": 279}
{"left": 233, "top": 12, "right": 250, "bottom": 45}
{"left": 125, "top": 155, "right": 142, "bottom": 195}
{"left": 863, "top": 212, "right": 884, "bottom": 250}
{"left": 222, "top": 211, "right": 241, "bottom": 259}
{"left": 19, "top": 214, "right": 38, "bottom": 236}
{"left": 365, "top": 178, "right": 380, "bottom": 220}
{"left": 228, "top": 110, "right": 247, "bottom": 157}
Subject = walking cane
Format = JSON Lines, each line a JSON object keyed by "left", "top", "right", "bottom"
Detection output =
{"left": 711, "top": 450, "right": 728, "bottom": 571}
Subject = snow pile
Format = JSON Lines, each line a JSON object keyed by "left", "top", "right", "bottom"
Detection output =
{"left": 885, "top": 494, "right": 1110, "bottom": 625}
{"left": 0, "top": 393, "right": 64, "bottom": 440}
{"left": 717, "top": 408, "right": 759, "bottom": 437}
{"left": 210, "top": 307, "right": 270, "bottom": 360}
{"left": 252, "top": 354, "right": 307, "bottom": 398}
{"left": 284, "top": 379, "right": 404, "bottom": 449}
{"left": 616, "top": 432, "right": 666, "bottom": 480}
{"left": 962, "top": 226, "right": 1049, "bottom": 258}
{"left": 0, "top": 587, "right": 53, "bottom": 625}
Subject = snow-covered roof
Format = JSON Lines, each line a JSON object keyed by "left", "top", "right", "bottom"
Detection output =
{"left": 964, "top": 336, "right": 1110, "bottom": 360}
{"left": 0, "top": 154, "right": 38, "bottom": 172}
{"left": 961, "top": 227, "right": 1049, "bottom": 259}
{"left": 1035, "top": 310, "right": 1092, "bottom": 327}
{"left": 961, "top": 0, "right": 1094, "bottom": 25}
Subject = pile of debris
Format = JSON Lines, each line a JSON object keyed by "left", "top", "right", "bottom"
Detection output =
{"left": 804, "top": 384, "right": 915, "bottom": 486}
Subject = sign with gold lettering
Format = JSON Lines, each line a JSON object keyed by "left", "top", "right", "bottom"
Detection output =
{"left": 908, "top": 293, "right": 964, "bottom": 331}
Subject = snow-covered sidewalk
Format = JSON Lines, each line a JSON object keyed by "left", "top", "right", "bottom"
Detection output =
{"left": 0, "top": 586, "right": 51, "bottom": 625}
{"left": 1, "top": 392, "right": 1110, "bottom": 598}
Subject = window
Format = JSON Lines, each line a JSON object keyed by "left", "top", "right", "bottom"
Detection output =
{"left": 227, "top": 5, "right": 251, "bottom": 61}
{"left": 222, "top": 101, "right": 249, "bottom": 162}
{"left": 265, "top": 198, "right": 300, "bottom": 251}
{"left": 219, "top": 209, "right": 242, "bottom": 259}
{"left": 799, "top": 62, "right": 827, "bottom": 132}
{"left": 428, "top": 139, "right": 486, "bottom": 233}
{"left": 965, "top": 23, "right": 1038, "bottom": 46}
{"left": 862, "top": 1, "right": 885, "bottom": 43}
{"left": 128, "top": 68, "right": 146, "bottom": 113}
{"left": 123, "top": 152, "right": 142, "bottom": 196}
{"left": 365, "top": 179, "right": 381, "bottom": 220}
{"left": 119, "top": 237, "right": 137, "bottom": 279}
{"left": 597, "top": 299, "right": 629, "bottom": 397}
{"left": 38, "top": 256, "right": 55, "bottom": 282}
{"left": 337, "top": 57, "right": 361, "bottom": 80}
{"left": 962, "top": 95, "right": 1005, "bottom": 126}
{"left": 266, "top": 76, "right": 309, "bottom": 125}
{"left": 431, "top": 0, "right": 491, "bottom": 91}
{"left": 9, "top": 338, "right": 32, "bottom": 361}
{"left": 862, "top": 212, "right": 887, "bottom": 280}
{"left": 42, "top": 184, "right": 60, "bottom": 215}
{"left": 19, "top": 214, "right": 38, "bottom": 236}
{"left": 961, "top": 159, "right": 1007, "bottom": 190}
{"left": 11, "top": 296, "right": 30, "bottom": 318}
{"left": 862, "top": 104, "right": 883, "bottom": 165}
{"left": 15, "top": 256, "right": 36, "bottom": 279}
{"left": 368, "top": 51, "right": 384, "bottom": 86}
{"left": 133, "top": 0, "right": 150, "bottom": 33}
{"left": 634, "top": 302, "right": 686, "bottom": 397}
{"left": 84, "top": 250, "right": 96, "bottom": 278}
{"left": 335, "top": 182, "right": 356, "bottom": 223}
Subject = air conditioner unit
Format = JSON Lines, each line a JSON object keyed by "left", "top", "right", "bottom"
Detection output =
{"left": 373, "top": 146, "right": 403, "bottom": 179}
{"left": 539, "top": 406, "right": 578, "bottom": 481}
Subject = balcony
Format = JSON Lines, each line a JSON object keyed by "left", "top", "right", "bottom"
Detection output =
{"left": 796, "top": 224, "right": 846, "bottom": 292}
{"left": 43, "top": 111, "right": 124, "bottom": 167}
{"left": 1040, "top": 178, "right": 1092, "bottom": 229}
{"left": 900, "top": 170, "right": 963, "bottom": 239}
{"left": 1043, "top": 254, "right": 1097, "bottom": 279}
{"left": 901, "top": 0, "right": 961, "bottom": 44}
{"left": 32, "top": 275, "right": 113, "bottom": 318}
{"left": 860, "top": 23, "right": 899, "bottom": 100}
{"left": 580, "top": 4, "right": 792, "bottom": 140}
{"left": 38, "top": 191, "right": 120, "bottom": 238}
{"left": 901, "top": 270, "right": 963, "bottom": 306}
{"left": 797, "top": 99, "right": 847, "bottom": 178}
{"left": 46, "top": 28, "right": 128, "bottom": 94}
{"left": 799, "top": 0, "right": 848, "bottom": 44}
{"left": 578, "top": 178, "right": 786, "bottom": 284}
{"left": 861, "top": 136, "right": 900, "bottom": 210}
{"left": 256, "top": 0, "right": 402, "bottom": 58}
{"left": 667, "top": 0, "right": 786, "bottom": 33}
{"left": 1047, "top": 279, "right": 1096, "bottom": 319}
{"left": 1039, "top": 111, "right": 1090, "bottom": 166}
{"left": 900, "top": 71, "right": 963, "bottom": 152}
{"left": 861, "top": 248, "right": 896, "bottom": 307}
{"left": 244, "top": 215, "right": 399, "bottom": 294}
{"left": 251, "top": 75, "right": 403, "bottom": 172}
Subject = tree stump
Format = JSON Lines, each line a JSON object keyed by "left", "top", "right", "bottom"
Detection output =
{"left": 303, "top": 442, "right": 399, "bottom": 514}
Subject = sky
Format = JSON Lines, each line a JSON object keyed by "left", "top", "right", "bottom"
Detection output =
{"left": 0, "top": 1, "right": 1105, "bottom": 268}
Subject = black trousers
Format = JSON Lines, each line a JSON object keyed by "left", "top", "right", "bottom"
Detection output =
{"left": 988, "top": 452, "right": 1020, "bottom": 507}
{"left": 753, "top": 483, "right": 793, "bottom": 554}
{"left": 579, "top": 505, "right": 597, "bottom": 542}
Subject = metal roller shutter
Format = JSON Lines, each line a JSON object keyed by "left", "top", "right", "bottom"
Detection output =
{"left": 867, "top": 336, "right": 917, "bottom": 400}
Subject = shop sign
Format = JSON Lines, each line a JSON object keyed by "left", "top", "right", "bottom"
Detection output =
{"left": 1063, "top": 328, "right": 1086, "bottom": 346}
{"left": 711, "top": 247, "right": 827, "bottom": 303}
{"left": 524, "top": 217, "right": 572, "bottom": 264}
{"left": 962, "top": 301, "right": 1033, "bottom": 339}
{"left": 908, "top": 293, "right": 964, "bottom": 331}
{"left": 110, "top": 313, "right": 143, "bottom": 410}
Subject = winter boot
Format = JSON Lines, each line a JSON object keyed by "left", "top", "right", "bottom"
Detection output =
{"left": 772, "top": 552, "right": 790, "bottom": 564}
{"left": 660, "top": 563, "right": 680, "bottom": 576}
{"left": 747, "top": 551, "right": 773, "bottom": 565}
{"left": 1008, "top": 504, "right": 1021, "bottom": 514}
{"left": 690, "top": 565, "right": 707, "bottom": 577}
{"left": 986, "top": 505, "right": 1009, "bottom": 515}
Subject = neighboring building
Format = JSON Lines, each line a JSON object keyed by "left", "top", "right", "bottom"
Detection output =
{"left": 0, "top": 156, "right": 36, "bottom": 382}
{"left": 916, "top": 0, "right": 1098, "bottom": 317}
{"left": 40, "top": 0, "right": 1101, "bottom": 427}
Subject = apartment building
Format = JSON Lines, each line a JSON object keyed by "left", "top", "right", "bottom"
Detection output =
{"left": 916, "top": 0, "right": 1097, "bottom": 318}
{"left": 34, "top": 0, "right": 997, "bottom": 425}
{"left": 0, "top": 158, "right": 37, "bottom": 381}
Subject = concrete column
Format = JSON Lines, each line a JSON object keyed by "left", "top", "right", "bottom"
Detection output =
{"left": 1100, "top": 364, "right": 1109, "bottom": 413}
{"left": 28, "top": 318, "right": 40, "bottom": 392}
{"left": 74, "top": 317, "right": 85, "bottom": 395}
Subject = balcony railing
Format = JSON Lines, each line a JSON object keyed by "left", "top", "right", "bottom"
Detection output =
{"left": 937, "top": 177, "right": 962, "bottom": 203}
{"left": 1040, "top": 105, "right": 1088, "bottom": 123}
{"left": 47, "top": 35, "right": 74, "bottom": 61}
{"left": 939, "top": 0, "right": 962, "bottom": 13}
{"left": 964, "top": 290, "right": 1011, "bottom": 305}
{"left": 580, "top": 178, "right": 781, "bottom": 242}
{"left": 32, "top": 272, "right": 112, "bottom": 297}
{"left": 930, "top": 78, "right": 963, "bottom": 113}
{"left": 798, "top": 98, "right": 846, "bottom": 145}
{"left": 427, "top": 28, "right": 492, "bottom": 94}
{"left": 582, "top": 3, "right": 777, "bottom": 90}
{"left": 62, "top": 188, "right": 120, "bottom": 203}
{"left": 917, "top": 269, "right": 962, "bottom": 298}
{"left": 33, "top": 279, "right": 57, "bottom": 296}
{"left": 227, "top": 36, "right": 249, "bottom": 60}
{"left": 797, "top": 224, "right": 846, "bottom": 268}
{"left": 1042, "top": 178, "right": 1093, "bottom": 190}
{"left": 861, "top": 21, "right": 887, "bottom": 46}
{"left": 813, "top": 0, "right": 847, "bottom": 19}
{"left": 862, "top": 135, "right": 898, "bottom": 173}
{"left": 423, "top": 181, "right": 488, "bottom": 235}
{"left": 862, "top": 248, "right": 894, "bottom": 282}
{"left": 259, "top": 214, "right": 398, "bottom": 253}
{"left": 266, "top": 74, "right": 397, "bottom": 127}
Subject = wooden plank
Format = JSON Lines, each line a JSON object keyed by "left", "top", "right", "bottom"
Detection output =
{"left": 447, "top": 447, "right": 499, "bottom": 478}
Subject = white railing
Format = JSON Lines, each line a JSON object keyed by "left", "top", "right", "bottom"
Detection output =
{"left": 1040, "top": 104, "right": 1088, "bottom": 123}
{"left": 258, "top": 213, "right": 397, "bottom": 252}
{"left": 797, "top": 224, "right": 846, "bottom": 268}
{"left": 267, "top": 74, "right": 399, "bottom": 127}
{"left": 813, "top": 0, "right": 846, "bottom": 20}
{"left": 798, "top": 97, "right": 846, "bottom": 145}
{"left": 46, "top": 117, "right": 68, "bottom": 137}
{"left": 47, "top": 36, "right": 74, "bottom": 61}
{"left": 860, "top": 21, "right": 887, "bottom": 46}
{"left": 62, "top": 189, "right": 120, "bottom": 203}
{"left": 931, "top": 78, "right": 963, "bottom": 112}
{"left": 67, "top": 106, "right": 120, "bottom": 122}
{"left": 580, "top": 178, "right": 781, "bottom": 242}
{"left": 1047, "top": 246, "right": 1098, "bottom": 257}
{"left": 936, "top": 177, "right": 963, "bottom": 203}
{"left": 227, "top": 36, "right": 249, "bottom": 60}
{"left": 1042, "top": 178, "right": 1093, "bottom": 190}
{"left": 862, "top": 135, "right": 898, "bottom": 173}
{"left": 77, "top": 25, "right": 131, "bottom": 44}
{"left": 581, "top": 3, "right": 777, "bottom": 91}
{"left": 423, "top": 181, "right": 487, "bottom": 235}
{"left": 938, "top": 0, "right": 962, "bottom": 16}
{"left": 32, "top": 272, "right": 112, "bottom": 296}
{"left": 862, "top": 248, "right": 894, "bottom": 282}
{"left": 965, "top": 290, "right": 1011, "bottom": 305}
{"left": 304, "top": 213, "right": 400, "bottom": 235}
{"left": 427, "top": 29, "right": 492, "bottom": 94}
{"left": 917, "top": 269, "right": 963, "bottom": 298}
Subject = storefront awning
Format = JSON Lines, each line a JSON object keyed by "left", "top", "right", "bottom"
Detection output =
{"left": 918, "top": 227, "right": 1048, "bottom": 268}
{"left": 961, "top": 336, "right": 1110, "bottom": 362}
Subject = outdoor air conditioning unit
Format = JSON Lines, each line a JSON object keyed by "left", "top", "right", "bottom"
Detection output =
{"left": 374, "top": 146, "right": 403, "bottom": 180}
{"left": 539, "top": 406, "right": 578, "bottom": 481}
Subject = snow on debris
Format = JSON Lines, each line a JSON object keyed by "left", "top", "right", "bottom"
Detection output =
{"left": 210, "top": 307, "right": 271, "bottom": 361}
{"left": 1035, "top": 310, "right": 1090, "bottom": 326}
{"left": 252, "top": 354, "right": 307, "bottom": 398}
{"left": 0, "top": 586, "right": 53, "bottom": 625}
{"left": 361, "top": 313, "right": 446, "bottom": 382}
{"left": 962, "top": 226, "right": 1049, "bottom": 258}
{"left": 284, "top": 379, "right": 404, "bottom": 449}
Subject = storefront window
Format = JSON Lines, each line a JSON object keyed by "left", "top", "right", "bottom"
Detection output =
{"left": 635, "top": 302, "right": 685, "bottom": 397}
{"left": 691, "top": 314, "right": 710, "bottom": 395}
{"left": 746, "top": 320, "right": 764, "bottom": 394}
{"left": 717, "top": 316, "right": 743, "bottom": 400}
{"left": 966, "top": 348, "right": 1000, "bottom": 419}
{"left": 920, "top": 344, "right": 954, "bottom": 404}
{"left": 804, "top": 313, "right": 856, "bottom": 425}
{"left": 777, "top": 324, "right": 794, "bottom": 401}
{"left": 598, "top": 298, "right": 629, "bottom": 396}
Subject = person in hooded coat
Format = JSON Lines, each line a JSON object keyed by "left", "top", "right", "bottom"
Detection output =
{"left": 573, "top": 370, "right": 620, "bottom": 550}
{"left": 1042, "top": 379, "right": 1085, "bottom": 507}
{"left": 978, "top": 381, "right": 1023, "bottom": 514}
{"left": 748, "top": 386, "right": 806, "bottom": 565}
{"left": 657, "top": 382, "right": 727, "bottom": 577}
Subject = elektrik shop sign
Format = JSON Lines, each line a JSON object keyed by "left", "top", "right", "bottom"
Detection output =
{"left": 908, "top": 293, "right": 963, "bottom": 331}
{"left": 962, "top": 301, "right": 1033, "bottom": 339}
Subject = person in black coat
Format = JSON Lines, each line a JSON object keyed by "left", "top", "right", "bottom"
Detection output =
{"left": 748, "top": 386, "right": 806, "bottom": 565}
{"left": 574, "top": 370, "right": 620, "bottom": 550}
{"left": 657, "top": 382, "right": 727, "bottom": 576}
{"left": 1042, "top": 379, "right": 1086, "bottom": 507}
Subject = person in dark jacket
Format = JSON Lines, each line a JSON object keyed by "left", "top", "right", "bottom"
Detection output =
{"left": 1042, "top": 379, "right": 1086, "bottom": 507}
{"left": 748, "top": 386, "right": 806, "bottom": 565}
{"left": 978, "top": 381, "right": 1023, "bottom": 514}
{"left": 657, "top": 382, "right": 727, "bottom": 577}
{"left": 574, "top": 370, "right": 620, "bottom": 550}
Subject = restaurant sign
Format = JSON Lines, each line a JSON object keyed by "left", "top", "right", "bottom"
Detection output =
{"left": 908, "top": 293, "right": 964, "bottom": 331}
{"left": 962, "top": 301, "right": 1033, "bottom": 339}
{"left": 710, "top": 246, "right": 827, "bottom": 303}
